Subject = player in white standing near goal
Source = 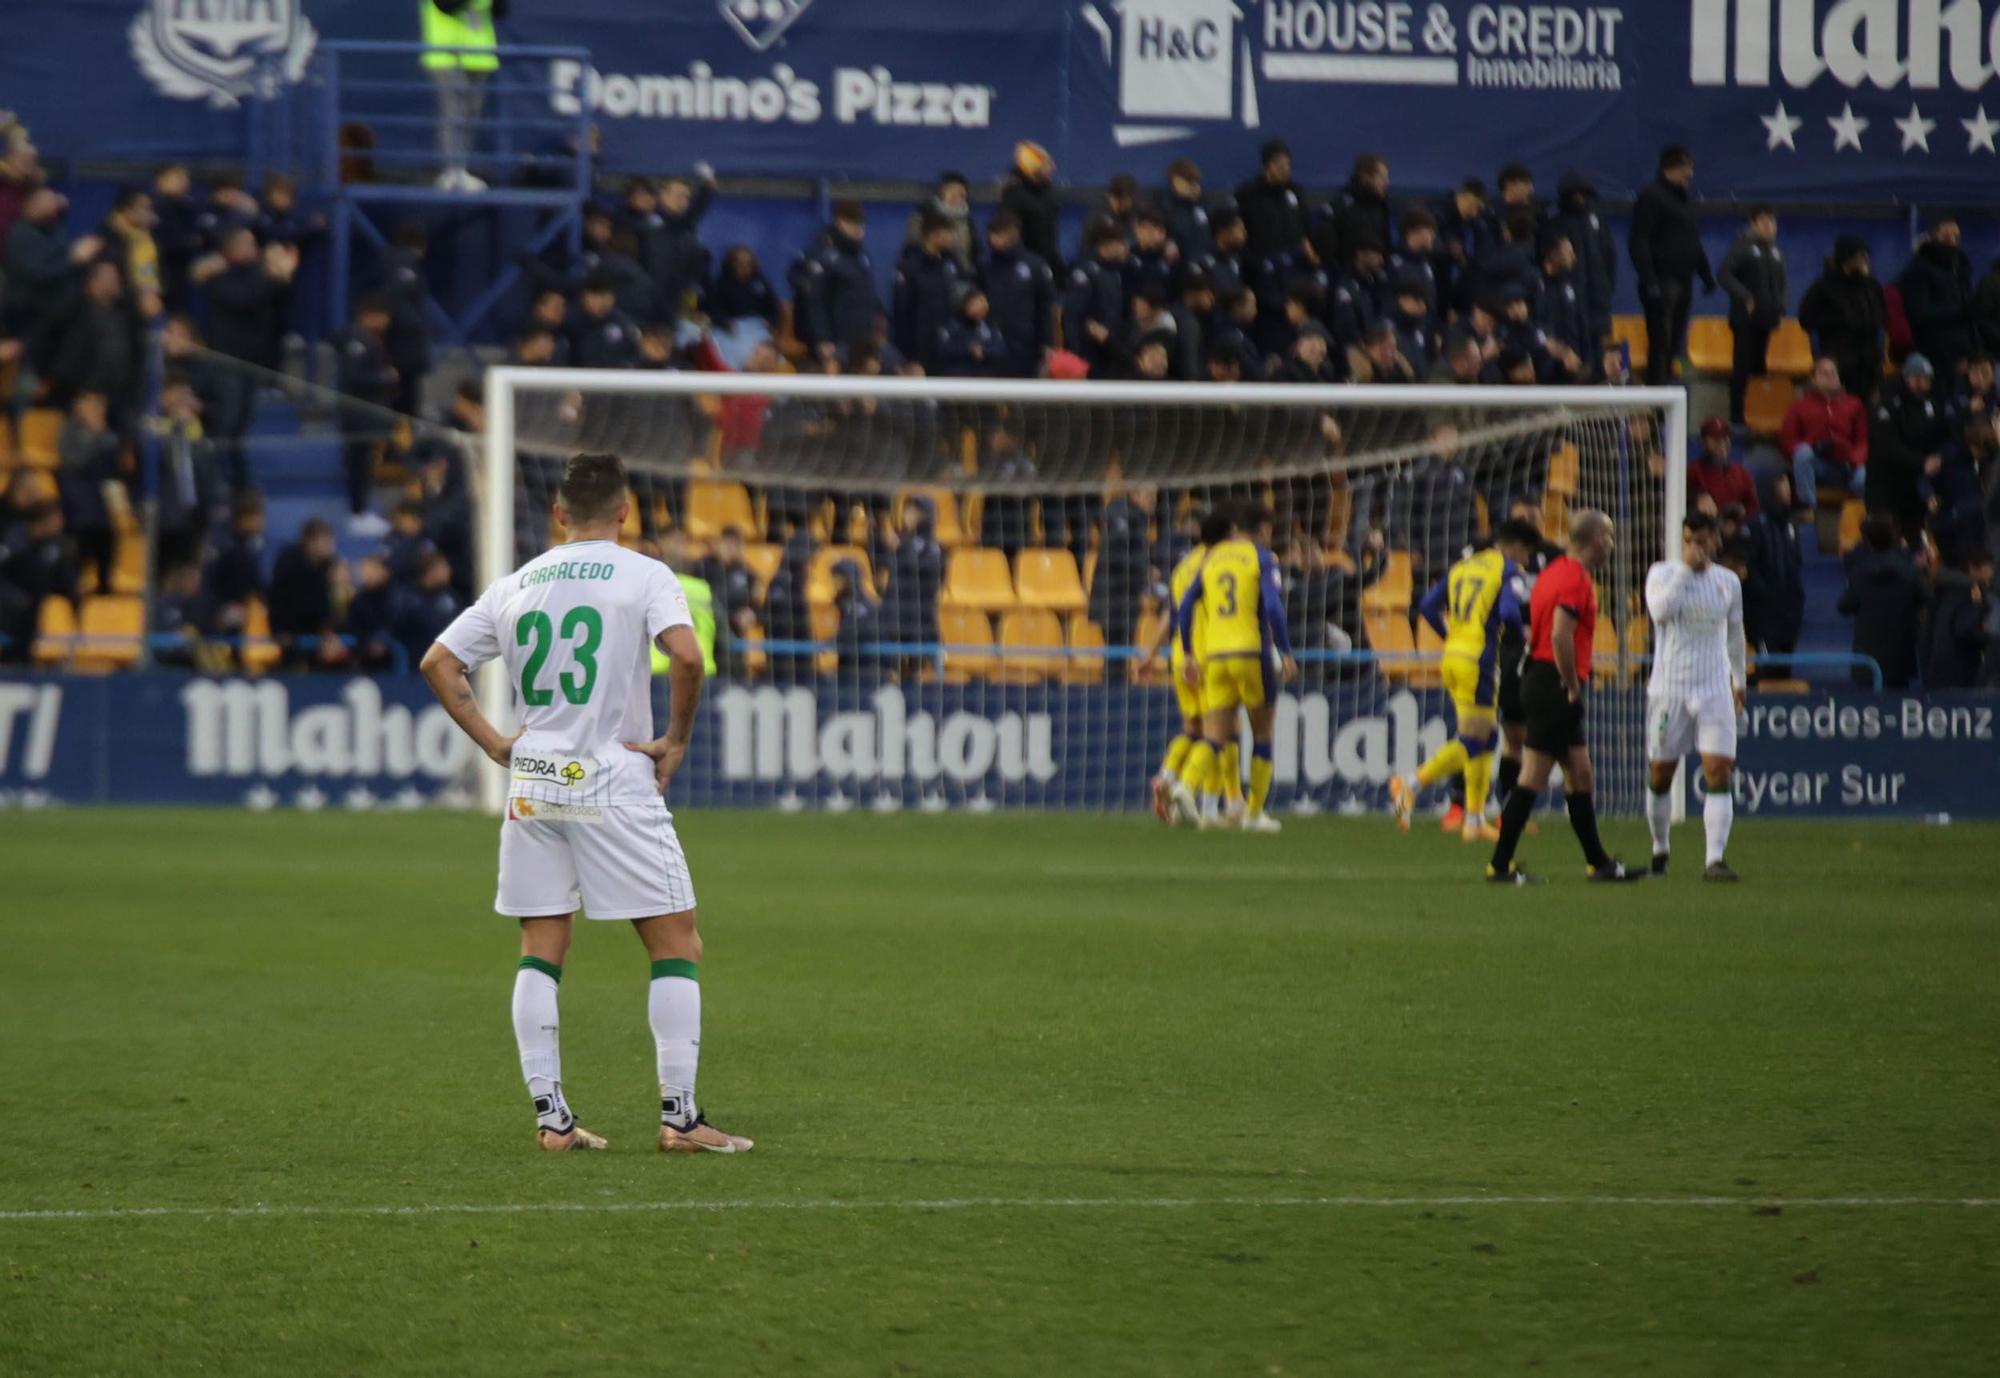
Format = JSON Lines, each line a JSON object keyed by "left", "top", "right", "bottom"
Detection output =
{"left": 420, "top": 452, "right": 753, "bottom": 1154}
{"left": 1642, "top": 510, "right": 1747, "bottom": 882}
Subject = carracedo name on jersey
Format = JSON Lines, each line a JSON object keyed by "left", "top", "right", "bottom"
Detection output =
{"left": 550, "top": 59, "right": 993, "bottom": 128}
{"left": 512, "top": 753, "right": 593, "bottom": 788}
{"left": 181, "top": 679, "right": 468, "bottom": 779}
{"left": 520, "top": 561, "right": 616, "bottom": 588}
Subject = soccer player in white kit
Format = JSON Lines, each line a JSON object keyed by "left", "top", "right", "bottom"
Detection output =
{"left": 1643, "top": 510, "right": 1748, "bottom": 882}
{"left": 421, "top": 452, "right": 752, "bottom": 1154}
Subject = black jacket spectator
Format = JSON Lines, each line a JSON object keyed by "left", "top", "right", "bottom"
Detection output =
{"left": 1921, "top": 565, "right": 1991, "bottom": 688}
{"left": 1799, "top": 241, "right": 1888, "bottom": 400}
{"left": 395, "top": 573, "right": 462, "bottom": 670}
{"left": 703, "top": 249, "right": 781, "bottom": 330}
{"left": 891, "top": 241, "right": 963, "bottom": 370}
{"left": 1311, "top": 167, "right": 1391, "bottom": 276}
{"left": 1629, "top": 172, "right": 1712, "bottom": 298}
{"left": 1163, "top": 187, "right": 1212, "bottom": 262}
{"left": 57, "top": 413, "right": 120, "bottom": 592}
{"left": 1900, "top": 233, "right": 1977, "bottom": 380}
{"left": 1718, "top": 228, "right": 1787, "bottom": 333}
{"left": 979, "top": 231, "right": 1055, "bottom": 375}
{"left": 151, "top": 417, "right": 223, "bottom": 571}
{"left": 789, "top": 219, "right": 880, "bottom": 358}
{"left": 2, "top": 195, "right": 82, "bottom": 347}
{"left": 884, "top": 509, "right": 944, "bottom": 644}
{"left": 1549, "top": 171, "right": 1615, "bottom": 345}
{"left": 344, "top": 570, "right": 405, "bottom": 670}
{"left": 1062, "top": 243, "right": 1129, "bottom": 374}
{"left": 1838, "top": 531, "right": 1927, "bottom": 688}
{"left": 570, "top": 300, "right": 644, "bottom": 370}
{"left": 1234, "top": 154, "right": 1308, "bottom": 276}
{"left": 206, "top": 510, "right": 268, "bottom": 613}
{"left": 45, "top": 274, "right": 142, "bottom": 412}
{"left": 1467, "top": 235, "right": 1538, "bottom": 318}
{"left": 0, "top": 508, "right": 79, "bottom": 661}
{"left": 151, "top": 176, "right": 201, "bottom": 312}
{"left": 1536, "top": 258, "right": 1591, "bottom": 362}
{"left": 999, "top": 171, "right": 1063, "bottom": 275}
{"left": 267, "top": 524, "right": 340, "bottom": 661}
{"left": 933, "top": 306, "right": 1009, "bottom": 379}
{"left": 1747, "top": 469, "right": 1805, "bottom": 656}
{"left": 1868, "top": 375, "right": 1953, "bottom": 537}
{"left": 203, "top": 254, "right": 290, "bottom": 371}
{"left": 642, "top": 179, "right": 713, "bottom": 325}
{"left": 1089, "top": 493, "right": 1154, "bottom": 648}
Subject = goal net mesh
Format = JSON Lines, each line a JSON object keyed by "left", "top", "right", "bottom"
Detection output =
{"left": 489, "top": 374, "right": 1676, "bottom": 819}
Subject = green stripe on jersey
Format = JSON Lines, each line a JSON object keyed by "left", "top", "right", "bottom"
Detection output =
{"left": 650, "top": 958, "right": 699, "bottom": 983}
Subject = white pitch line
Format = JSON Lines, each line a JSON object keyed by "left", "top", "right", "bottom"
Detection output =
{"left": 0, "top": 1194, "right": 1993, "bottom": 1224}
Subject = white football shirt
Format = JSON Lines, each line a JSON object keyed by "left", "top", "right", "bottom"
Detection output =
{"left": 1644, "top": 559, "right": 1745, "bottom": 700}
{"left": 437, "top": 540, "right": 692, "bottom": 806}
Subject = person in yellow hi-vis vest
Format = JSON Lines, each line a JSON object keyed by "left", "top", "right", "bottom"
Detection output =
{"left": 652, "top": 573, "right": 717, "bottom": 678}
{"left": 421, "top": 0, "right": 505, "bottom": 191}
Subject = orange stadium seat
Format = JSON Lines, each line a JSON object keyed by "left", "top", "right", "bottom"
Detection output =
{"left": 1767, "top": 318, "right": 1814, "bottom": 376}
{"left": 942, "top": 547, "right": 1016, "bottom": 611}
{"left": 1014, "top": 547, "right": 1087, "bottom": 613}
{"left": 31, "top": 596, "right": 76, "bottom": 666}
{"left": 1065, "top": 617, "right": 1108, "bottom": 685}
{"left": 1547, "top": 442, "right": 1580, "bottom": 499}
{"left": 1744, "top": 376, "right": 1796, "bottom": 438}
{"left": 1687, "top": 317, "right": 1734, "bottom": 374}
{"left": 808, "top": 602, "right": 840, "bottom": 676}
{"left": 1130, "top": 607, "right": 1170, "bottom": 684}
{"left": 995, "top": 608, "right": 1066, "bottom": 683}
{"left": 1610, "top": 315, "right": 1648, "bottom": 371}
{"left": 1410, "top": 618, "right": 1446, "bottom": 689}
{"left": 1838, "top": 498, "right": 1866, "bottom": 552}
{"left": 19, "top": 409, "right": 63, "bottom": 470}
{"left": 76, "top": 595, "right": 145, "bottom": 670}
{"left": 740, "top": 542, "right": 783, "bottom": 593}
{"left": 1361, "top": 549, "right": 1413, "bottom": 613}
{"left": 240, "top": 599, "right": 282, "bottom": 674}
{"left": 937, "top": 605, "right": 997, "bottom": 682}
{"left": 683, "top": 480, "right": 756, "bottom": 540}
{"left": 1362, "top": 605, "right": 1417, "bottom": 682}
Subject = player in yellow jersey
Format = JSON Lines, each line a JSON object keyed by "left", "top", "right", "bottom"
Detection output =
{"left": 1146, "top": 511, "right": 1242, "bottom": 824}
{"left": 1170, "top": 503, "right": 1298, "bottom": 833}
{"left": 1390, "top": 520, "right": 1540, "bottom": 841}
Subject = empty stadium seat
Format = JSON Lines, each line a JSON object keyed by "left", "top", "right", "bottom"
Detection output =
{"left": 1065, "top": 617, "right": 1108, "bottom": 685}
{"left": 684, "top": 480, "right": 757, "bottom": 540}
{"left": 1130, "top": 607, "right": 1170, "bottom": 685}
{"left": 1611, "top": 315, "right": 1648, "bottom": 370}
{"left": 240, "top": 599, "right": 282, "bottom": 674}
{"left": 76, "top": 595, "right": 144, "bottom": 670}
{"left": 1361, "top": 549, "right": 1413, "bottom": 612}
{"left": 806, "top": 545, "right": 873, "bottom": 606}
{"left": 808, "top": 602, "right": 840, "bottom": 675}
{"left": 740, "top": 542, "right": 783, "bottom": 591}
{"left": 1362, "top": 605, "right": 1417, "bottom": 682}
{"left": 937, "top": 605, "right": 997, "bottom": 682}
{"left": 31, "top": 596, "right": 76, "bottom": 666}
{"left": 1014, "top": 547, "right": 1087, "bottom": 612}
{"left": 18, "top": 409, "right": 63, "bottom": 470}
{"left": 111, "top": 530, "right": 149, "bottom": 596}
{"left": 942, "top": 547, "right": 1016, "bottom": 611}
{"left": 1687, "top": 317, "right": 1734, "bottom": 374}
{"left": 1547, "top": 442, "right": 1580, "bottom": 499}
{"left": 1838, "top": 498, "right": 1866, "bottom": 552}
{"left": 1767, "top": 318, "right": 1814, "bottom": 376}
{"left": 1541, "top": 491, "right": 1571, "bottom": 544}
{"left": 1410, "top": 618, "right": 1446, "bottom": 688}
{"left": 1744, "top": 375, "right": 1796, "bottom": 437}
{"left": 996, "top": 607, "right": 1067, "bottom": 683}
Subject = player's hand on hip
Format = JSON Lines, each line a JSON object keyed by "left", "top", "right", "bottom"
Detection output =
{"left": 625, "top": 736, "right": 688, "bottom": 793}
{"left": 485, "top": 730, "right": 523, "bottom": 768}
{"left": 1180, "top": 657, "right": 1201, "bottom": 689}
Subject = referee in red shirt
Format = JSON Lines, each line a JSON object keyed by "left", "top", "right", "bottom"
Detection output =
{"left": 1488, "top": 508, "right": 1645, "bottom": 884}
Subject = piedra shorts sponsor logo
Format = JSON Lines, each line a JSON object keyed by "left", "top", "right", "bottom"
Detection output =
{"left": 513, "top": 754, "right": 591, "bottom": 788}
{"left": 1083, "top": 0, "right": 1628, "bottom": 146}
{"left": 130, "top": 0, "right": 318, "bottom": 110}
{"left": 550, "top": 0, "right": 993, "bottom": 132}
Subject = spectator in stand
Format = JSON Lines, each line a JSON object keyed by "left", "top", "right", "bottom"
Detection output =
{"left": 694, "top": 525, "right": 765, "bottom": 669}
{"left": 45, "top": 259, "right": 142, "bottom": 423}
{"left": 1429, "top": 330, "right": 1489, "bottom": 386}
{"left": 1467, "top": 208, "right": 1540, "bottom": 319}
{"left": 1629, "top": 145, "right": 1711, "bottom": 386}
{"left": 1127, "top": 334, "right": 1171, "bottom": 382}
{"left": 148, "top": 561, "right": 215, "bottom": 667}
{"left": 1091, "top": 483, "right": 1156, "bottom": 649}
{"left": 1162, "top": 158, "right": 1211, "bottom": 262}
{"left": 98, "top": 186, "right": 161, "bottom": 320}
{"left": 979, "top": 211, "right": 1055, "bottom": 376}
{"left": 570, "top": 271, "right": 643, "bottom": 370}
{"left": 1193, "top": 208, "right": 1249, "bottom": 298}
{"left": 344, "top": 554, "right": 404, "bottom": 671}
{"left": 1062, "top": 219, "right": 1130, "bottom": 376}
{"left": 1901, "top": 216, "right": 1977, "bottom": 383}
{"left": 1496, "top": 163, "right": 1541, "bottom": 234}
{"left": 396, "top": 551, "right": 462, "bottom": 669}
{"left": 56, "top": 391, "right": 123, "bottom": 594}
{"left": 1838, "top": 514, "right": 1927, "bottom": 688}
{"left": 511, "top": 326, "right": 558, "bottom": 366}
{"left": 881, "top": 499, "right": 943, "bottom": 647}
{"left": 0, "top": 502, "right": 78, "bottom": 661}
{"left": 334, "top": 294, "right": 398, "bottom": 527}
{"left": 1327, "top": 236, "right": 1388, "bottom": 368}
{"left": 932, "top": 284, "right": 1007, "bottom": 378}
{"left": 645, "top": 164, "right": 716, "bottom": 329}
{"left": 1313, "top": 154, "right": 1391, "bottom": 274}
{"left": 790, "top": 199, "right": 881, "bottom": 369}
{"left": 977, "top": 416, "right": 1036, "bottom": 558}
{"left": 1438, "top": 177, "right": 1494, "bottom": 314}
{"left": 1256, "top": 286, "right": 1312, "bottom": 367}
{"left": 193, "top": 226, "right": 296, "bottom": 488}
{"left": 1951, "top": 351, "right": 2000, "bottom": 426}
{"left": 1357, "top": 319, "right": 1418, "bottom": 385}
{"left": 1688, "top": 416, "right": 1760, "bottom": 517}
{"left": 193, "top": 172, "right": 258, "bottom": 252}
{"left": 1746, "top": 469, "right": 1805, "bottom": 669}
{"left": 1273, "top": 321, "right": 1341, "bottom": 384}
{"left": 1973, "top": 252, "right": 2000, "bottom": 358}
{"left": 2, "top": 471, "right": 40, "bottom": 536}
{"left": 1716, "top": 204, "right": 1788, "bottom": 426}
{"left": 1234, "top": 140, "right": 1308, "bottom": 278}
{"left": 891, "top": 210, "right": 964, "bottom": 372}
{"left": 1097, "top": 173, "right": 1140, "bottom": 242}
{"left": 368, "top": 223, "right": 431, "bottom": 414}
{"left": 1922, "top": 547, "right": 1992, "bottom": 688}
{"left": 150, "top": 165, "right": 200, "bottom": 313}
{"left": 1798, "top": 236, "right": 1887, "bottom": 401}
{"left": 1869, "top": 352, "right": 1953, "bottom": 539}
{"left": 1549, "top": 171, "right": 1614, "bottom": 352}
{"left": 1000, "top": 141, "right": 1062, "bottom": 274}
{"left": 1927, "top": 414, "right": 1999, "bottom": 560}
{"left": 1389, "top": 207, "right": 1441, "bottom": 320}
{"left": 1534, "top": 231, "right": 1591, "bottom": 373}
{"left": 902, "top": 170, "right": 973, "bottom": 273}
{"left": 524, "top": 203, "right": 612, "bottom": 300}
{"left": 4, "top": 187, "right": 99, "bottom": 353}
{"left": 1129, "top": 208, "right": 1175, "bottom": 298}
{"left": 1385, "top": 271, "right": 1436, "bottom": 377}
{"left": 268, "top": 517, "right": 346, "bottom": 669}
{"left": 704, "top": 245, "right": 780, "bottom": 336}
{"left": 0, "top": 122, "right": 42, "bottom": 251}
{"left": 381, "top": 498, "right": 438, "bottom": 589}
{"left": 149, "top": 371, "right": 223, "bottom": 572}
{"left": 616, "top": 175, "right": 660, "bottom": 248}
{"left": 206, "top": 490, "right": 268, "bottom": 644}
{"left": 253, "top": 174, "right": 324, "bottom": 254}
{"left": 1780, "top": 355, "right": 1870, "bottom": 510}
{"left": 1208, "top": 285, "right": 1261, "bottom": 376}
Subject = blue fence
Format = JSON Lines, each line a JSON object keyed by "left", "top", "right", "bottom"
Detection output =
{"left": 2, "top": 671, "right": 1993, "bottom": 818}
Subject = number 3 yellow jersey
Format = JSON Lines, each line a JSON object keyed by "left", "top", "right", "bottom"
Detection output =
{"left": 1180, "top": 538, "right": 1266, "bottom": 657}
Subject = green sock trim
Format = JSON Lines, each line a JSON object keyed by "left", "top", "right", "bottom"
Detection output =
{"left": 650, "top": 957, "right": 699, "bottom": 983}
{"left": 518, "top": 956, "right": 563, "bottom": 983}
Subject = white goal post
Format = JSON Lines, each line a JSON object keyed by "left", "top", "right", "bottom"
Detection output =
{"left": 478, "top": 369, "right": 1687, "bottom": 818}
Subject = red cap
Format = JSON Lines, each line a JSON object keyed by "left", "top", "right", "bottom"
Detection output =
{"left": 1700, "top": 417, "right": 1730, "bottom": 439}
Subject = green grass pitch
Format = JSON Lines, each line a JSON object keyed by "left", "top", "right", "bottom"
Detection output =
{"left": 2, "top": 807, "right": 1996, "bottom": 1375}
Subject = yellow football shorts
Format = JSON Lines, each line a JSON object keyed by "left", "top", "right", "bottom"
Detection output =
{"left": 1201, "top": 655, "right": 1267, "bottom": 712}
{"left": 1442, "top": 651, "right": 1498, "bottom": 722}
{"left": 1172, "top": 652, "right": 1204, "bottom": 721}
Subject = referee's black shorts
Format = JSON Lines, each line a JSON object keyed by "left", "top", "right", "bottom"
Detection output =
{"left": 1497, "top": 649, "right": 1525, "bottom": 726}
{"left": 1521, "top": 659, "right": 1586, "bottom": 757}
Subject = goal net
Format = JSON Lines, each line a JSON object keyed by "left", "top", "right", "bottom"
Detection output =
{"left": 479, "top": 370, "right": 1686, "bottom": 820}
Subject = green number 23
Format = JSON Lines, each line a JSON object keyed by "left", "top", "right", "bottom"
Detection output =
{"left": 516, "top": 606, "right": 603, "bottom": 706}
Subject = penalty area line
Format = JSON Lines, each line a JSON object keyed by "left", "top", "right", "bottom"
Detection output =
{"left": 1, "top": 1194, "right": 1994, "bottom": 1224}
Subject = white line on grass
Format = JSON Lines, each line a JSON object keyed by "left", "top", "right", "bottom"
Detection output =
{"left": 1, "top": 1194, "right": 1993, "bottom": 1224}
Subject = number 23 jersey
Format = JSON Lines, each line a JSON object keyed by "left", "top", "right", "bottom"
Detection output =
{"left": 437, "top": 539, "right": 693, "bottom": 805}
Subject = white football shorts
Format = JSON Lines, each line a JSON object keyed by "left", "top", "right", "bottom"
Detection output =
{"left": 1646, "top": 688, "right": 1739, "bottom": 763}
{"left": 495, "top": 797, "right": 697, "bottom": 919}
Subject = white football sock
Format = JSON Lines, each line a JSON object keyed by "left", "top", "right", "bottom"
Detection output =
{"left": 1646, "top": 788, "right": 1673, "bottom": 856}
{"left": 650, "top": 960, "right": 702, "bottom": 1129}
{"left": 1704, "top": 788, "right": 1734, "bottom": 866}
{"left": 512, "top": 961, "right": 571, "bottom": 1131}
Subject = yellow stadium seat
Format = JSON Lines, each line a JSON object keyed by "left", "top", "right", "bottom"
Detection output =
{"left": 937, "top": 604, "right": 997, "bottom": 682}
{"left": 1410, "top": 618, "right": 1446, "bottom": 689}
{"left": 0, "top": 415, "right": 13, "bottom": 467}
{"left": 1610, "top": 315, "right": 1648, "bottom": 371}
{"left": 898, "top": 487, "right": 967, "bottom": 545}
{"left": 77, "top": 594, "right": 145, "bottom": 669}
{"left": 1744, "top": 375, "right": 1796, "bottom": 438}
{"left": 1767, "top": 318, "right": 1814, "bottom": 376}
{"left": 807, "top": 602, "right": 841, "bottom": 675}
{"left": 1363, "top": 604, "right": 1417, "bottom": 682}
{"left": 111, "top": 530, "right": 149, "bottom": 595}
{"left": 1361, "top": 549, "right": 1413, "bottom": 613}
{"left": 684, "top": 480, "right": 756, "bottom": 541}
{"left": 942, "top": 547, "right": 1016, "bottom": 612}
{"left": 1686, "top": 317, "right": 1733, "bottom": 374}
{"left": 1838, "top": 498, "right": 1866, "bottom": 552}
{"left": 806, "top": 545, "right": 873, "bottom": 606}
{"left": 19, "top": 409, "right": 63, "bottom": 470}
{"left": 1593, "top": 612, "right": 1623, "bottom": 679}
{"left": 31, "top": 596, "right": 77, "bottom": 665}
{"left": 1757, "top": 677, "right": 1810, "bottom": 694}
{"left": 1130, "top": 607, "right": 1170, "bottom": 684}
{"left": 1542, "top": 491, "right": 1571, "bottom": 545}
{"left": 739, "top": 625, "right": 769, "bottom": 678}
{"left": 1065, "top": 617, "right": 1107, "bottom": 685}
{"left": 1014, "top": 547, "right": 1087, "bottom": 613}
{"left": 740, "top": 541, "right": 783, "bottom": 593}
{"left": 240, "top": 599, "right": 282, "bottom": 674}
{"left": 995, "top": 607, "right": 1066, "bottom": 683}
{"left": 11, "top": 468, "right": 58, "bottom": 505}
{"left": 1547, "top": 442, "right": 1580, "bottom": 499}
{"left": 1625, "top": 612, "right": 1652, "bottom": 666}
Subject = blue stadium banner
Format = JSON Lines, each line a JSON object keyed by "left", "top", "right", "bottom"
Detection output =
{"left": 12, "top": 2, "right": 2000, "bottom": 198}
{"left": 3, "top": 674, "right": 1995, "bottom": 818}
